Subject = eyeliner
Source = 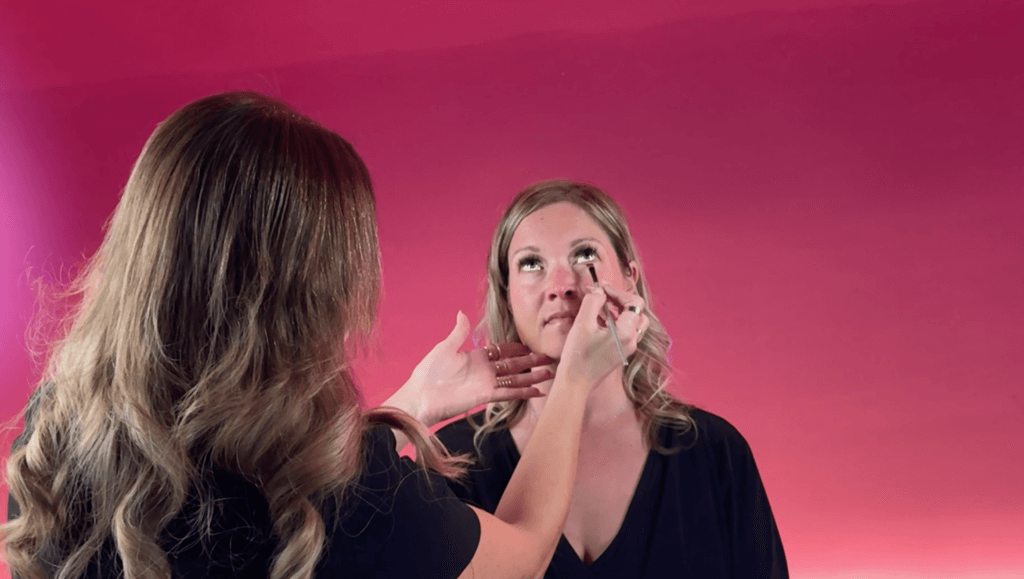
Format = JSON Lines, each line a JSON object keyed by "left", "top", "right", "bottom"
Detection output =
{"left": 588, "top": 265, "right": 628, "bottom": 367}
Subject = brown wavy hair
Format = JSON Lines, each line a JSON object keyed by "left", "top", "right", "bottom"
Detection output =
{"left": 473, "top": 180, "right": 694, "bottom": 452}
{"left": 2, "top": 92, "right": 460, "bottom": 579}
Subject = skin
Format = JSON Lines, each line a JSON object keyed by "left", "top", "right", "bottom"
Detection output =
{"left": 507, "top": 202, "right": 652, "bottom": 565}
{"left": 507, "top": 202, "right": 640, "bottom": 360}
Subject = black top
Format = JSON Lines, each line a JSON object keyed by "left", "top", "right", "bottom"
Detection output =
{"left": 436, "top": 408, "right": 788, "bottom": 578}
{"left": 7, "top": 390, "right": 481, "bottom": 579}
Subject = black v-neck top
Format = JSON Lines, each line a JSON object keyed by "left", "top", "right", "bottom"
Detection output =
{"left": 436, "top": 408, "right": 788, "bottom": 578}
{"left": 7, "top": 389, "right": 480, "bottom": 579}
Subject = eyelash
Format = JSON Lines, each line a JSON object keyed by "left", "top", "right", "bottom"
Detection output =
{"left": 517, "top": 255, "right": 542, "bottom": 271}
{"left": 572, "top": 244, "right": 598, "bottom": 264}
{"left": 516, "top": 244, "right": 599, "bottom": 272}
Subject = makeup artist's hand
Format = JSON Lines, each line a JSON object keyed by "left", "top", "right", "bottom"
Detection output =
{"left": 385, "top": 311, "right": 554, "bottom": 428}
{"left": 557, "top": 284, "right": 648, "bottom": 389}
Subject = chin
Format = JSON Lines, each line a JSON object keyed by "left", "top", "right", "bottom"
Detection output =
{"left": 541, "top": 336, "right": 568, "bottom": 360}
{"left": 515, "top": 334, "right": 564, "bottom": 360}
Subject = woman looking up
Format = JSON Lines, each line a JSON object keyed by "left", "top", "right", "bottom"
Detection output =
{"left": 2, "top": 94, "right": 646, "bottom": 579}
{"left": 436, "top": 181, "right": 788, "bottom": 578}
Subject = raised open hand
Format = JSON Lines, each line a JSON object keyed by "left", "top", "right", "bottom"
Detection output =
{"left": 389, "top": 312, "right": 555, "bottom": 427}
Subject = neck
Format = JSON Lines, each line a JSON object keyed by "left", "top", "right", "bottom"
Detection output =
{"left": 527, "top": 362, "right": 635, "bottom": 430}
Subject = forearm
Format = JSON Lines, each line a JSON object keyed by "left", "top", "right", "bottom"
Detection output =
{"left": 493, "top": 368, "right": 588, "bottom": 563}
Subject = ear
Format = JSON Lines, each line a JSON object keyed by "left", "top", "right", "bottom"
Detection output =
{"left": 627, "top": 261, "right": 640, "bottom": 291}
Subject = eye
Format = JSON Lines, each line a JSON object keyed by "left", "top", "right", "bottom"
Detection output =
{"left": 517, "top": 255, "right": 543, "bottom": 272}
{"left": 572, "top": 245, "right": 598, "bottom": 265}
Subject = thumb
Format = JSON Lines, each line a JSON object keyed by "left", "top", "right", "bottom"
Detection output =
{"left": 443, "top": 310, "right": 472, "bottom": 349}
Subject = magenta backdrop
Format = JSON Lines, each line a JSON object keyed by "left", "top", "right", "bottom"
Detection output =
{"left": 2, "top": 1, "right": 1022, "bottom": 577}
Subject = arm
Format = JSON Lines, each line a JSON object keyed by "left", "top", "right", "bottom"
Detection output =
{"left": 461, "top": 365, "right": 588, "bottom": 577}
{"left": 720, "top": 421, "right": 789, "bottom": 578}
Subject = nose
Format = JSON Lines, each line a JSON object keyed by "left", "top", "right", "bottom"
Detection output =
{"left": 546, "top": 264, "right": 582, "bottom": 301}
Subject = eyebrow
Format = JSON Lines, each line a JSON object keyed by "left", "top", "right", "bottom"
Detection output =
{"left": 569, "top": 237, "right": 600, "bottom": 247}
{"left": 510, "top": 245, "right": 540, "bottom": 259}
{"left": 509, "top": 237, "right": 602, "bottom": 259}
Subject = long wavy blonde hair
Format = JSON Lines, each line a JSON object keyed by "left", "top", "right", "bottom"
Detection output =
{"left": 473, "top": 181, "right": 694, "bottom": 452}
{"left": 2, "top": 92, "right": 459, "bottom": 579}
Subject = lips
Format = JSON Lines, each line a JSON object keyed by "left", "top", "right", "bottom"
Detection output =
{"left": 543, "top": 311, "right": 577, "bottom": 325}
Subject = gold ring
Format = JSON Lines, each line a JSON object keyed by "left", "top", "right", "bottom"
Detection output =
{"left": 497, "top": 377, "right": 512, "bottom": 388}
{"left": 494, "top": 360, "right": 507, "bottom": 375}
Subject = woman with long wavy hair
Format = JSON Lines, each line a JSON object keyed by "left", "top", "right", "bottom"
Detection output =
{"left": 2, "top": 93, "right": 649, "bottom": 579}
{"left": 435, "top": 181, "right": 789, "bottom": 577}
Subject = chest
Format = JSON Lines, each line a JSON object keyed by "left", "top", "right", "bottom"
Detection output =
{"left": 513, "top": 419, "right": 650, "bottom": 565}
{"left": 565, "top": 444, "right": 649, "bottom": 563}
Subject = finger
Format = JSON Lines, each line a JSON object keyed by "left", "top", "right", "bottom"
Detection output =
{"left": 604, "top": 287, "right": 644, "bottom": 320}
{"left": 618, "top": 312, "right": 649, "bottom": 356}
{"left": 510, "top": 366, "right": 554, "bottom": 386}
{"left": 609, "top": 290, "right": 646, "bottom": 352}
{"left": 638, "top": 314, "right": 651, "bottom": 335}
{"left": 576, "top": 286, "right": 609, "bottom": 330}
{"left": 443, "top": 310, "right": 472, "bottom": 349}
{"left": 602, "top": 284, "right": 642, "bottom": 311}
{"left": 495, "top": 352, "right": 556, "bottom": 376}
{"left": 495, "top": 367, "right": 554, "bottom": 388}
{"left": 600, "top": 285, "right": 643, "bottom": 323}
{"left": 490, "top": 387, "right": 545, "bottom": 403}
{"left": 489, "top": 342, "right": 532, "bottom": 359}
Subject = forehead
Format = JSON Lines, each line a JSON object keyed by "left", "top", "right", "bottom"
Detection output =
{"left": 508, "top": 202, "right": 611, "bottom": 253}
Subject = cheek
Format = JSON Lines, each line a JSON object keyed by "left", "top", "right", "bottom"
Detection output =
{"left": 507, "top": 283, "right": 538, "bottom": 338}
{"left": 507, "top": 286, "right": 531, "bottom": 323}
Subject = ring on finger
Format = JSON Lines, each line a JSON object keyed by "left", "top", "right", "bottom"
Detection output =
{"left": 496, "top": 377, "right": 512, "bottom": 388}
{"left": 494, "top": 360, "right": 507, "bottom": 374}
{"left": 626, "top": 305, "right": 642, "bottom": 314}
{"left": 484, "top": 344, "right": 500, "bottom": 362}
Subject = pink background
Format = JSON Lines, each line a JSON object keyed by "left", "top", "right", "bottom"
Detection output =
{"left": 2, "top": 0, "right": 1022, "bottom": 577}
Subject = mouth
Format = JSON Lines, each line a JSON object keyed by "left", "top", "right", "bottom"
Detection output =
{"left": 543, "top": 311, "right": 577, "bottom": 326}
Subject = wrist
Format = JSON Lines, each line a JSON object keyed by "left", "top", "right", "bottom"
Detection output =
{"left": 385, "top": 382, "right": 434, "bottom": 426}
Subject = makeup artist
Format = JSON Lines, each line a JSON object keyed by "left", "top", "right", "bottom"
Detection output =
{"left": 2, "top": 94, "right": 641, "bottom": 579}
{"left": 436, "top": 180, "right": 789, "bottom": 578}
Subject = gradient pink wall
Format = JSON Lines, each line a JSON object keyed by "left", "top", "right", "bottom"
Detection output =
{"left": 2, "top": 1, "right": 1022, "bottom": 577}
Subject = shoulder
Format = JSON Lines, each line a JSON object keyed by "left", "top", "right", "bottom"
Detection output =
{"left": 434, "top": 411, "right": 484, "bottom": 457}
{"left": 435, "top": 411, "right": 514, "bottom": 462}
{"left": 319, "top": 424, "right": 481, "bottom": 579}
{"left": 433, "top": 412, "right": 516, "bottom": 511}
{"left": 688, "top": 407, "right": 751, "bottom": 449}
{"left": 659, "top": 407, "right": 759, "bottom": 473}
